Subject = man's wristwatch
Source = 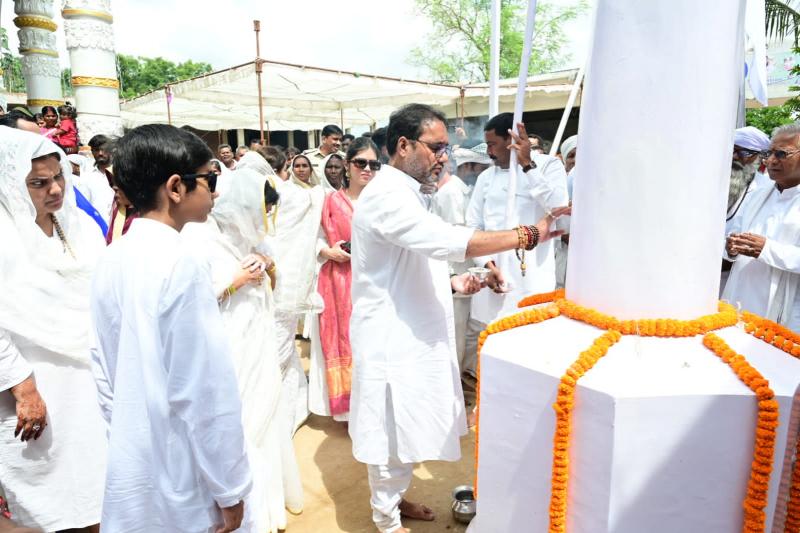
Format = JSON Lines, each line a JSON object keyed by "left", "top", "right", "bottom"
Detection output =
{"left": 521, "top": 162, "right": 535, "bottom": 173}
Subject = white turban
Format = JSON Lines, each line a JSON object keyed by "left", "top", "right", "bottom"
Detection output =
{"left": 733, "top": 126, "right": 770, "bottom": 151}
{"left": 560, "top": 135, "right": 578, "bottom": 158}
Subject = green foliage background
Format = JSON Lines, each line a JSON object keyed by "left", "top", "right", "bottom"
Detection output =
{"left": 409, "top": 0, "right": 587, "bottom": 83}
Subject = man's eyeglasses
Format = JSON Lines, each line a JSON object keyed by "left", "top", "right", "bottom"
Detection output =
{"left": 761, "top": 148, "right": 800, "bottom": 161}
{"left": 181, "top": 171, "right": 218, "bottom": 193}
{"left": 733, "top": 148, "right": 761, "bottom": 159}
{"left": 412, "top": 139, "right": 452, "bottom": 160}
{"left": 350, "top": 158, "right": 382, "bottom": 171}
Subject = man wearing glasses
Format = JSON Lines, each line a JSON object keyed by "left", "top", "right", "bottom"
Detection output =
{"left": 348, "top": 104, "right": 568, "bottom": 533}
{"left": 723, "top": 123, "right": 800, "bottom": 332}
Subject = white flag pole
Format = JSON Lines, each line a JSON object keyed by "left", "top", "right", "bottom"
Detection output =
{"left": 505, "top": 0, "right": 539, "bottom": 228}
{"left": 489, "top": 0, "right": 501, "bottom": 118}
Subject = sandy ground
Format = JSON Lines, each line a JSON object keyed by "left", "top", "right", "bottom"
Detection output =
{"left": 288, "top": 338, "right": 475, "bottom": 533}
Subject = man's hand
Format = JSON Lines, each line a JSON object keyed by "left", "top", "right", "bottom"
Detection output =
{"left": 215, "top": 501, "right": 244, "bottom": 533}
{"left": 451, "top": 272, "right": 483, "bottom": 295}
{"left": 725, "top": 234, "right": 740, "bottom": 258}
{"left": 11, "top": 377, "right": 47, "bottom": 442}
{"left": 534, "top": 206, "right": 572, "bottom": 244}
{"left": 485, "top": 262, "right": 510, "bottom": 294}
{"left": 728, "top": 232, "right": 766, "bottom": 258}
{"left": 507, "top": 122, "right": 533, "bottom": 168}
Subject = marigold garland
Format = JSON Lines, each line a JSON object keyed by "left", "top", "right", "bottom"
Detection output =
{"left": 473, "top": 289, "right": 791, "bottom": 533}
{"left": 548, "top": 330, "right": 622, "bottom": 533}
{"left": 703, "top": 333, "right": 777, "bottom": 533}
{"left": 740, "top": 311, "right": 800, "bottom": 533}
{"left": 742, "top": 311, "right": 800, "bottom": 359}
{"left": 517, "top": 288, "right": 565, "bottom": 308}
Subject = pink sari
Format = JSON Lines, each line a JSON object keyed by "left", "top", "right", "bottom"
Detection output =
{"left": 318, "top": 189, "right": 354, "bottom": 415}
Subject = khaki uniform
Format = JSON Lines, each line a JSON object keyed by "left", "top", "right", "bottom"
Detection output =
{"left": 302, "top": 147, "right": 344, "bottom": 176}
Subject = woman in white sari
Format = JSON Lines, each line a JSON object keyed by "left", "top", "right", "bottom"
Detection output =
{"left": 0, "top": 127, "right": 106, "bottom": 531}
{"left": 272, "top": 154, "right": 325, "bottom": 436}
{"left": 182, "top": 165, "right": 303, "bottom": 533}
{"left": 182, "top": 165, "right": 304, "bottom": 530}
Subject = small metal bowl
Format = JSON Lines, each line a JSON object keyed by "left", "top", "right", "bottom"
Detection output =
{"left": 468, "top": 267, "right": 491, "bottom": 282}
{"left": 451, "top": 484, "right": 476, "bottom": 524}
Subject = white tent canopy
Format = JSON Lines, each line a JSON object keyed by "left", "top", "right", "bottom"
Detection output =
{"left": 119, "top": 60, "right": 463, "bottom": 131}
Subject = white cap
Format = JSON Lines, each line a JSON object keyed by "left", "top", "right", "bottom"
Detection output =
{"left": 454, "top": 143, "right": 492, "bottom": 167}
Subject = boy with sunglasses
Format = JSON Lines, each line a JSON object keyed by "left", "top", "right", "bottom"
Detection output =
{"left": 89, "top": 125, "right": 251, "bottom": 533}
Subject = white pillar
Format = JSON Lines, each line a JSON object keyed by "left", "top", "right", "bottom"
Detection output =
{"left": 236, "top": 128, "right": 245, "bottom": 147}
{"left": 62, "top": 0, "right": 123, "bottom": 142}
{"left": 287, "top": 130, "right": 295, "bottom": 148}
{"left": 14, "top": 0, "right": 63, "bottom": 112}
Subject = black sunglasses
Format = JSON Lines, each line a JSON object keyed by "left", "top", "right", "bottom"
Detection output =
{"left": 350, "top": 158, "right": 382, "bottom": 171}
{"left": 181, "top": 171, "right": 218, "bottom": 193}
{"left": 761, "top": 148, "right": 800, "bottom": 161}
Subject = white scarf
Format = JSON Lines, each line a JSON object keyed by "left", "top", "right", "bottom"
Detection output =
{"left": 0, "top": 126, "right": 104, "bottom": 363}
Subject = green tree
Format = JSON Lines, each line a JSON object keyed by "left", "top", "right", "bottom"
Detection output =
{"left": 117, "top": 54, "right": 213, "bottom": 99}
{"left": 766, "top": 0, "right": 800, "bottom": 45}
{"left": 0, "top": 28, "right": 26, "bottom": 93}
{"left": 746, "top": 104, "right": 795, "bottom": 133}
{"left": 409, "top": 0, "right": 587, "bottom": 83}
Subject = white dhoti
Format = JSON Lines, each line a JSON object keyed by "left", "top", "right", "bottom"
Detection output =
{"left": 274, "top": 310, "right": 309, "bottom": 436}
{"left": 366, "top": 390, "right": 414, "bottom": 533}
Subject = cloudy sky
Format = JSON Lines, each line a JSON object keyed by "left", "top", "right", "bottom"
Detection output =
{"left": 1, "top": 0, "right": 592, "bottom": 80}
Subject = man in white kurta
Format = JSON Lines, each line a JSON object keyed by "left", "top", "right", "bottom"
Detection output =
{"left": 466, "top": 113, "right": 569, "bottom": 327}
{"left": 90, "top": 125, "right": 252, "bottom": 533}
{"left": 723, "top": 124, "right": 800, "bottom": 331}
{"left": 349, "top": 104, "right": 568, "bottom": 533}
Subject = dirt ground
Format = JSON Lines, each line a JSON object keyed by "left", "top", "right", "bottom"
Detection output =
{"left": 288, "top": 339, "right": 475, "bottom": 533}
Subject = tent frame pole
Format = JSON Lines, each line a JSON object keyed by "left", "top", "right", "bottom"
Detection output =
{"left": 254, "top": 20, "right": 267, "bottom": 144}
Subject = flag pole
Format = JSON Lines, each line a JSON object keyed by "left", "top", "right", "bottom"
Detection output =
{"left": 254, "top": 20, "right": 266, "bottom": 144}
{"left": 489, "top": 0, "right": 501, "bottom": 117}
{"left": 505, "top": 0, "right": 538, "bottom": 229}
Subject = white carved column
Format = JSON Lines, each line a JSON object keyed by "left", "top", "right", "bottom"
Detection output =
{"left": 62, "top": 0, "right": 123, "bottom": 141}
{"left": 14, "top": 0, "right": 64, "bottom": 112}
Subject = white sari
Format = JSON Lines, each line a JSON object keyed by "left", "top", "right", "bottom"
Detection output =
{"left": 0, "top": 127, "right": 107, "bottom": 531}
{"left": 183, "top": 167, "right": 304, "bottom": 529}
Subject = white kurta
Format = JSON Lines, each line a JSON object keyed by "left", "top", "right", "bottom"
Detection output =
{"left": 723, "top": 182, "right": 800, "bottom": 331}
{"left": 349, "top": 164, "right": 474, "bottom": 465}
{"left": 0, "top": 335, "right": 107, "bottom": 532}
{"left": 432, "top": 176, "right": 474, "bottom": 371}
{"left": 90, "top": 218, "right": 252, "bottom": 533}
{"left": 466, "top": 154, "right": 569, "bottom": 324}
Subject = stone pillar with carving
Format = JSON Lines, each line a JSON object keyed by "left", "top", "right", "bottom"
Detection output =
{"left": 62, "top": 0, "right": 123, "bottom": 142}
{"left": 14, "top": 0, "right": 64, "bottom": 112}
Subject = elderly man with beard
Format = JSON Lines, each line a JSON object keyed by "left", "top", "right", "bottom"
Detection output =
{"left": 349, "top": 103, "right": 568, "bottom": 533}
{"left": 723, "top": 123, "right": 800, "bottom": 332}
{"left": 727, "top": 126, "right": 772, "bottom": 221}
{"left": 721, "top": 126, "right": 771, "bottom": 291}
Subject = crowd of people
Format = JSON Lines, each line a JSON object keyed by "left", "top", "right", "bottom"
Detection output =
{"left": 0, "top": 97, "right": 798, "bottom": 533}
